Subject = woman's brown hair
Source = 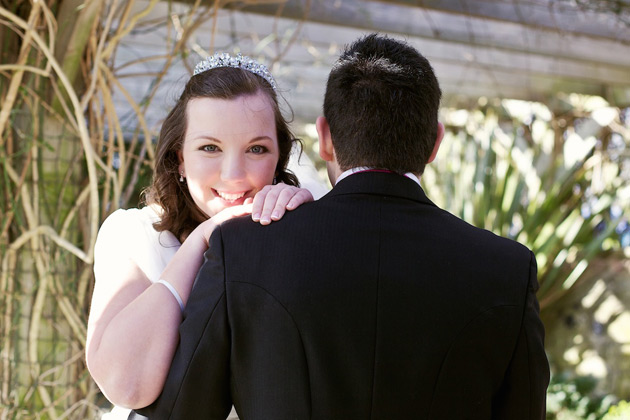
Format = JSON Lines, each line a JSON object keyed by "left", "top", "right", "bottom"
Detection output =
{"left": 143, "top": 66, "right": 300, "bottom": 241}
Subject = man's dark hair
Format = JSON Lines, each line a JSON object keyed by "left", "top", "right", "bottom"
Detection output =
{"left": 323, "top": 33, "right": 442, "bottom": 175}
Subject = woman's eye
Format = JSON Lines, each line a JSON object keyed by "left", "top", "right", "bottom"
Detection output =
{"left": 249, "top": 145, "right": 267, "bottom": 154}
{"left": 202, "top": 145, "right": 219, "bottom": 152}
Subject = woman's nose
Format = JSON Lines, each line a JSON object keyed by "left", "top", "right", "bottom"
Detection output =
{"left": 220, "top": 154, "right": 245, "bottom": 182}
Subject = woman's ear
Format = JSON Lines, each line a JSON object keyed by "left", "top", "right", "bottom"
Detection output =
{"left": 177, "top": 150, "right": 184, "bottom": 175}
{"left": 316, "top": 116, "right": 334, "bottom": 162}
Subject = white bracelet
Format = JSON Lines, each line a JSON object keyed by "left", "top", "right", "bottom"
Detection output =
{"left": 157, "top": 279, "right": 184, "bottom": 313}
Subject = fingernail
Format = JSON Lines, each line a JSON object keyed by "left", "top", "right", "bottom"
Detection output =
{"left": 271, "top": 211, "right": 280, "bottom": 220}
{"left": 260, "top": 216, "right": 270, "bottom": 224}
{"left": 252, "top": 213, "right": 260, "bottom": 221}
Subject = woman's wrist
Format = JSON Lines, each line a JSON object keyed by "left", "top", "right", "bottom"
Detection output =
{"left": 156, "top": 279, "right": 185, "bottom": 313}
{"left": 196, "top": 218, "right": 219, "bottom": 246}
{"left": 159, "top": 220, "right": 214, "bottom": 303}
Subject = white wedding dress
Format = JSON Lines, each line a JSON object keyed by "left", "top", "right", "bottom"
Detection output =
{"left": 94, "top": 150, "right": 328, "bottom": 419}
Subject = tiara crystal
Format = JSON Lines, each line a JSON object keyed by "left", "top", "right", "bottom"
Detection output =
{"left": 193, "top": 52, "right": 277, "bottom": 91}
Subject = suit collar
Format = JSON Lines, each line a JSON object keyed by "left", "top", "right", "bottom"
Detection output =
{"left": 325, "top": 171, "right": 436, "bottom": 207}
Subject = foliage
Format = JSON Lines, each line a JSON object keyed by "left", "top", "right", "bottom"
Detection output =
{"left": 603, "top": 400, "right": 630, "bottom": 419}
{"left": 422, "top": 96, "right": 630, "bottom": 310}
{"left": 546, "top": 372, "right": 617, "bottom": 420}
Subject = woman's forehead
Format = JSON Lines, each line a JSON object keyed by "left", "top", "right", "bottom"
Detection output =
{"left": 184, "top": 93, "right": 277, "bottom": 142}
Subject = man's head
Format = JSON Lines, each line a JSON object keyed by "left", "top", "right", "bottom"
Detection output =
{"left": 317, "top": 33, "right": 444, "bottom": 183}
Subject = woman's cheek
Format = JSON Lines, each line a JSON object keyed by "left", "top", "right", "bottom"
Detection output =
{"left": 261, "top": 156, "right": 280, "bottom": 184}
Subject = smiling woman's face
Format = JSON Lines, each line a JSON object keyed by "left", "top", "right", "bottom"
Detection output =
{"left": 178, "top": 91, "right": 279, "bottom": 219}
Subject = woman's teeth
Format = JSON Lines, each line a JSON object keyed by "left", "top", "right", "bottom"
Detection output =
{"left": 217, "top": 191, "right": 246, "bottom": 202}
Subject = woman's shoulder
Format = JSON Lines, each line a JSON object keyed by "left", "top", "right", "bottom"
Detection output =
{"left": 99, "top": 205, "right": 167, "bottom": 236}
{"left": 102, "top": 205, "right": 160, "bottom": 226}
{"left": 95, "top": 205, "right": 180, "bottom": 282}
{"left": 97, "top": 205, "right": 169, "bottom": 248}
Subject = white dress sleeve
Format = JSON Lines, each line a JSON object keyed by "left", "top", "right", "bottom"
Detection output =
{"left": 94, "top": 206, "right": 180, "bottom": 284}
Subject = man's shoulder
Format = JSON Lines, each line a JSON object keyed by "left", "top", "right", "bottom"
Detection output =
{"left": 434, "top": 206, "right": 532, "bottom": 259}
{"left": 220, "top": 200, "right": 321, "bottom": 233}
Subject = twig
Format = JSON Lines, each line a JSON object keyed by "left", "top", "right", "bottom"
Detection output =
{"left": 0, "top": 5, "right": 103, "bottom": 262}
{"left": 0, "top": 2, "right": 42, "bottom": 146}
{"left": 100, "top": 62, "right": 156, "bottom": 174}
{"left": 0, "top": 64, "right": 49, "bottom": 76}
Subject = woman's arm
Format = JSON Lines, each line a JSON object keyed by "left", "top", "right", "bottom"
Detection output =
{"left": 85, "top": 215, "right": 218, "bottom": 409}
{"left": 86, "top": 184, "right": 313, "bottom": 409}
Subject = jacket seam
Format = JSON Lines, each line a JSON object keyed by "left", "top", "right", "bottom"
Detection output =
{"left": 168, "top": 290, "right": 227, "bottom": 418}
{"left": 427, "top": 303, "right": 520, "bottom": 416}
{"left": 227, "top": 280, "right": 313, "bottom": 417}
{"left": 368, "top": 200, "right": 383, "bottom": 419}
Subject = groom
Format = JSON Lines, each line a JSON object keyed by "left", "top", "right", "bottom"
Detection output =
{"left": 133, "top": 34, "right": 549, "bottom": 419}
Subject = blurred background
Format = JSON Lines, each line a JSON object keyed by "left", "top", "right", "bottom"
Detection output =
{"left": 1, "top": 0, "right": 629, "bottom": 418}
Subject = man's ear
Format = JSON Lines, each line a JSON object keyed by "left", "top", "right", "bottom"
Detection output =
{"left": 427, "top": 122, "right": 444, "bottom": 164}
{"left": 316, "top": 116, "right": 335, "bottom": 162}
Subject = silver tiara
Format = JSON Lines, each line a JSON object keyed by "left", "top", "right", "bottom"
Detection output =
{"left": 193, "top": 52, "right": 277, "bottom": 91}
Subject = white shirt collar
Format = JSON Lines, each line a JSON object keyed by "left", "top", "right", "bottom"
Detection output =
{"left": 336, "top": 166, "right": 421, "bottom": 186}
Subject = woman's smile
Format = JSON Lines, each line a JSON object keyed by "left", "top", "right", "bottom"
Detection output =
{"left": 212, "top": 189, "right": 249, "bottom": 205}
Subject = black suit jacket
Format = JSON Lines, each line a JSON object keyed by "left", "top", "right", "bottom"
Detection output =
{"left": 133, "top": 172, "right": 549, "bottom": 419}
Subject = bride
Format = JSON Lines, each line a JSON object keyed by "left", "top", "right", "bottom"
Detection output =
{"left": 86, "top": 53, "right": 323, "bottom": 419}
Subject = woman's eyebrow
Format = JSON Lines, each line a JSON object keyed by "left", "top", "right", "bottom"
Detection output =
{"left": 189, "top": 134, "right": 221, "bottom": 142}
{"left": 248, "top": 136, "right": 273, "bottom": 143}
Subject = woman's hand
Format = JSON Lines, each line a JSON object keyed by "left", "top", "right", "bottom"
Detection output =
{"left": 195, "top": 184, "right": 313, "bottom": 244}
{"left": 251, "top": 184, "right": 313, "bottom": 225}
